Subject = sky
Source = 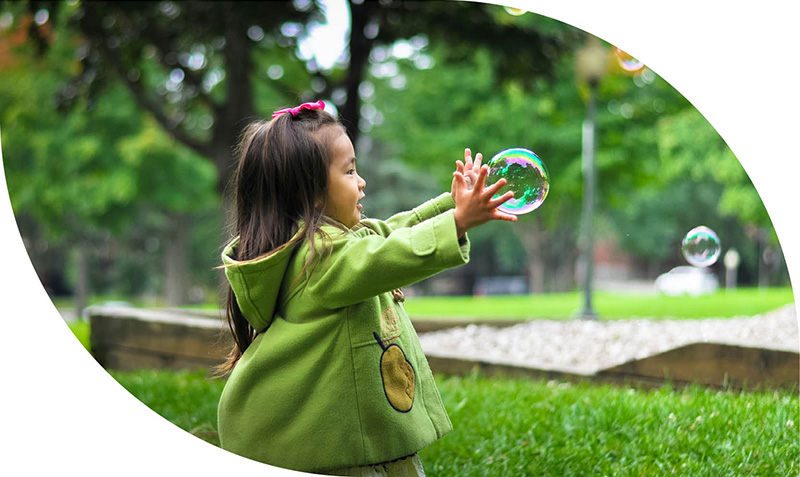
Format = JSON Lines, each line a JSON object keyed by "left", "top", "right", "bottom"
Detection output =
{"left": 297, "top": 0, "right": 350, "bottom": 70}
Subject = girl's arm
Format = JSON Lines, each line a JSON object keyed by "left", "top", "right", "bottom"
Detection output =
{"left": 306, "top": 165, "right": 514, "bottom": 309}
{"left": 358, "top": 149, "right": 481, "bottom": 237}
{"left": 305, "top": 210, "right": 468, "bottom": 309}
{"left": 359, "top": 193, "right": 455, "bottom": 237}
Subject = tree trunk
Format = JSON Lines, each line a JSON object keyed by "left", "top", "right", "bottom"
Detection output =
{"left": 213, "top": 3, "right": 256, "bottom": 228}
{"left": 517, "top": 218, "right": 547, "bottom": 294}
{"left": 164, "top": 212, "right": 189, "bottom": 307}
{"left": 553, "top": 246, "right": 577, "bottom": 293}
{"left": 74, "top": 243, "right": 89, "bottom": 320}
{"left": 341, "top": 1, "right": 377, "bottom": 144}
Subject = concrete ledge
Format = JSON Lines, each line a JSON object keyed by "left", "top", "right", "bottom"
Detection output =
{"left": 87, "top": 308, "right": 522, "bottom": 371}
{"left": 425, "top": 343, "right": 799, "bottom": 392}
{"left": 597, "top": 342, "right": 799, "bottom": 391}
{"left": 89, "top": 308, "right": 230, "bottom": 373}
{"left": 87, "top": 308, "right": 799, "bottom": 392}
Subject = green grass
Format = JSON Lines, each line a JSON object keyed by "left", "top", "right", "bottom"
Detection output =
{"left": 55, "top": 287, "right": 794, "bottom": 321}
{"left": 109, "top": 369, "right": 226, "bottom": 447}
{"left": 109, "top": 369, "right": 798, "bottom": 476}
{"left": 422, "top": 373, "right": 799, "bottom": 476}
{"left": 404, "top": 287, "right": 795, "bottom": 320}
{"left": 68, "top": 320, "right": 91, "bottom": 352}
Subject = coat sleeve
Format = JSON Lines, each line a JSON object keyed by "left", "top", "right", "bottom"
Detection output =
{"left": 305, "top": 209, "right": 469, "bottom": 309}
{"left": 359, "top": 193, "right": 456, "bottom": 237}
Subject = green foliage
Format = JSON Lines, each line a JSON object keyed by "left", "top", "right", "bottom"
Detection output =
{"left": 2, "top": 1, "right": 788, "bottom": 300}
{"left": 1, "top": 7, "right": 220, "bottom": 298}
{"left": 364, "top": 12, "right": 783, "bottom": 288}
{"left": 117, "top": 117, "right": 217, "bottom": 213}
{"left": 2, "top": 30, "right": 217, "bottom": 240}
{"left": 656, "top": 108, "right": 770, "bottom": 228}
{"left": 3, "top": 74, "right": 141, "bottom": 238}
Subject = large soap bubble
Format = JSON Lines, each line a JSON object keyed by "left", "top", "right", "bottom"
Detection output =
{"left": 484, "top": 148, "right": 549, "bottom": 215}
{"left": 682, "top": 226, "right": 721, "bottom": 267}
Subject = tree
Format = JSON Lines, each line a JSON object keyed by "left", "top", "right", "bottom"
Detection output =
{"left": 363, "top": 15, "right": 608, "bottom": 293}
{"left": 1, "top": 1, "right": 572, "bottom": 306}
{"left": 17, "top": 1, "right": 568, "bottom": 217}
{"left": 1, "top": 6, "right": 216, "bottom": 310}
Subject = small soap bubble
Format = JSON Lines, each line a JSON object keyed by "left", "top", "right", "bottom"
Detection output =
{"left": 682, "top": 226, "right": 721, "bottom": 267}
{"left": 615, "top": 47, "right": 644, "bottom": 73}
{"left": 484, "top": 148, "right": 549, "bottom": 215}
{"left": 504, "top": 7, "right": 526, "bottom": 16}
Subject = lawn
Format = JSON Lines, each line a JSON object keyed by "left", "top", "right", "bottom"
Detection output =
{"left": 403, "top": 287, "right": 795, "bottom": 320}
{"left": 59, "top": 287, "right": 794, "bottom": 322}
{"left": 109, "top": 369, "right": 798, "bottom": 476}
{"left": 68, "top": 287, "right": 798, "bottom": 473}
{"left": 68, "top": 319, "right": 91, "bottom": 351}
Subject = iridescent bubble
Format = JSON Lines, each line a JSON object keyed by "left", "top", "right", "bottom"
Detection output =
{"left": 504, "top": 7, "right": 526, "bottom": 16}
{"left": 681, "top": 226, "right": 721, "bottom": 267}
{"left": 615, "top": 47, "right": 644, "bottom": 73}
{"left": 484, "top": 148, "right": 549, "bottom": 215}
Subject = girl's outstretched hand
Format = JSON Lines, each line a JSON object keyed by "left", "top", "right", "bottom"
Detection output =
{"left": 451, "top": 148, "right": 482, "bottom": 200}
{"left": 452, "top": 164, "right": 517, "bottom": 239}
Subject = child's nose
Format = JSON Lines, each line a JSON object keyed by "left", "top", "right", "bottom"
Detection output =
{"left": 358, "top": 174, "right": 366, "bottom": 190}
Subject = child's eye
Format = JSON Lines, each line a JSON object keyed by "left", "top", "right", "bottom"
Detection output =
{"left": 347, "top": 169, "right": 356, "bottom": 175}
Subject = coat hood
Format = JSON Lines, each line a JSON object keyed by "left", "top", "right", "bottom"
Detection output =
{"left": 221, "top": 234, "right": 303, "bottom": 332}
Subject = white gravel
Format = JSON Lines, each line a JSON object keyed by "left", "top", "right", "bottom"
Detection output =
{"left": 418, "top": 304, "right": 799, "bottom": 375}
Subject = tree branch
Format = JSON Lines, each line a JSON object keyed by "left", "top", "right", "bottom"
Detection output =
{"left": 94, "top": 39, "right": 213, "bottom": 159}
{"left": 140, "top": 30, "right": 218, "bottom": 110}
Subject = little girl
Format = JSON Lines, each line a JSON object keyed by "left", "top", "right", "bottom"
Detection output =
{"left": 216, "top": 101, "right": 516, "bottom": 476}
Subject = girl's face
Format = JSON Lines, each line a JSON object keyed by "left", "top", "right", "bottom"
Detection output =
{"left": 323, "top": 131, "right": 366, "bottom": 228}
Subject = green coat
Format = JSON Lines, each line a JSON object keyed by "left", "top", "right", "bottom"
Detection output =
{"left": 218, "top": 193, "right": 470, "bottom": 473}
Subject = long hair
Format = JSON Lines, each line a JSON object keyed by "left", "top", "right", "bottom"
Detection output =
{"left": 214, "top": 108, "right": 345, "bottom": 377}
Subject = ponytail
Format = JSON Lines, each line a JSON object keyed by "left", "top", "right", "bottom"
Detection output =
{"left": 213, "top": 286, "right": 256, "bottom": 377}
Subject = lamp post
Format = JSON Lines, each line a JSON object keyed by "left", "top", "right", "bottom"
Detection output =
{"left": 574, "top": 38, "right": 608, "bottom": 320}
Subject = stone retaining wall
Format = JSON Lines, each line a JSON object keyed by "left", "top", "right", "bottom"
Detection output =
{"left": 87, "top": 307, "right": 798, "bottom": 391}
{"left": 89, "top": 308, "right": 230, "bottom": 373}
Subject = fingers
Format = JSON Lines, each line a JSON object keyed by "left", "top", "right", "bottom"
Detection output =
{"left": 484, "top": 176, "right": 508, "bottom": 197}
{"left": 493, "top": 210, "right": 518, "bottom": 222}
{"left": 489, "top": 190, "right": 515, "bottom": 208}
{"left": 475, "top": 164, "right": 489, "bottom": 192}
{"left": 452, "top": 171, "right": 466, "bottom": 190}
{"left": 455, "top": 160, "right": 464, "bottom": 174}
{"left": 474, "top": 152, "right": 482, "bottom": 172}
{"left": 464, "top": 148, "right": 473, "bottom": 171}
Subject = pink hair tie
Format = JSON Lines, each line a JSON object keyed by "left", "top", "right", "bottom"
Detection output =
{"left": 271, "top": 100, "right": 326, "bottom": 119}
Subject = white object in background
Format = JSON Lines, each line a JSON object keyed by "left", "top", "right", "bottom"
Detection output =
{"left": 724, "top": 248, "right": 741, "bottom": 290}
{"left": 655, "top": 266, "right": 720, "bottom": 296}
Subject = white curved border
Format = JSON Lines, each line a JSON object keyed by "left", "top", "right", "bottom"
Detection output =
{"left": 0, "top": 1, "right": 796, "bottom": 475}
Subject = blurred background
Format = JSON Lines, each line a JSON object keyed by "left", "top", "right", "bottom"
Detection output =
{"left": 0, "top": 0, "right": 791, "bottom": 318}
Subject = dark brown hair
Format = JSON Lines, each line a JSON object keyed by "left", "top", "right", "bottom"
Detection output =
{"left": 214, "top": 108, "right": 345, "bottom": 377}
